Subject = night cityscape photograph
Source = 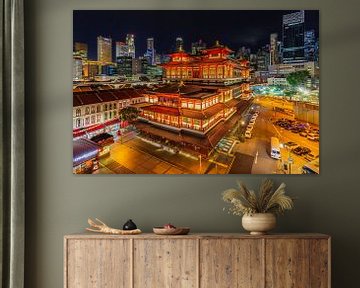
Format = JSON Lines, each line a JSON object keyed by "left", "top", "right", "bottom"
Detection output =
{"left": 73, "top": 10, "right": 320, "bottom": 175}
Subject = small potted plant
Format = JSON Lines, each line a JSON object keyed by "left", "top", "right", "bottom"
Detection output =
{"left": 222, "top": 179, "right": 294, "bottom": 235}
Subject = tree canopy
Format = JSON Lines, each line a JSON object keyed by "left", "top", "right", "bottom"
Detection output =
{"left": 286, "top": 70, "right": 311, "bottom": 87}
{"left": 119, "top": 106, "right": 140, "bottom": 122}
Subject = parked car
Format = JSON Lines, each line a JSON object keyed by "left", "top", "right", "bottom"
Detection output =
{"left": 292, "top": 146, "right": 311, "bottom": 156}
{"left": 291, "top": 128, "right": 300, "bottom": 133}
{"left": 305, "top": 153, "right": 319, "bottom": 161}
{"left": 292, "top": 147, "right": 303, "bottom": 155}
{"left": 299, "top": 132, "right": 307, "bottom": 137}
{"left": 245, "top": 131, "right": 252, "bottom": 139}
{"left": 246, "top": 124, "right": 254, "bottom": 131}
{"left": 301, "top": 147, "right": 311, "bottom": 155}
{"left": 284, "top": 141, "right": 298, "bottom": 148}
{"left": 307, "top": 133, "right": 318, "bottom": 141}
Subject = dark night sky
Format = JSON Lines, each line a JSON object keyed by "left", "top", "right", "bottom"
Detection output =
{"left": 73, "top": 10, "right": 319, "bottom": 60}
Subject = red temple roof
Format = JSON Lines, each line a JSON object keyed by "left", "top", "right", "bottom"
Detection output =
{"left": 73, "top": 88, "right": 145, "bottom": 107}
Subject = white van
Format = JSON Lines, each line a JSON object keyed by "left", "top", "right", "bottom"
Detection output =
{"left": 270, "top": 137, "right": 281, "bottom": 159}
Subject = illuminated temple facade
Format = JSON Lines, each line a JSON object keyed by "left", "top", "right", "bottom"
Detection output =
{"left": 136, "top": 42, "right": 251, "bottom": 154}
{"left": 140, "top": 84, "right": 241, "bottom": 134}
{"left": 162, "top": 41, "right": 250, "bottom": 84}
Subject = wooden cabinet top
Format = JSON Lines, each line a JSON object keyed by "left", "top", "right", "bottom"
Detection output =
{"left": 64, "top": 232, "right": 330, "bottom": 240}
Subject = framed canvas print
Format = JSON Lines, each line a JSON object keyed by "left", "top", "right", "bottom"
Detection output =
{"left": 72, "top": 10, "right": 319, "bottom": 175}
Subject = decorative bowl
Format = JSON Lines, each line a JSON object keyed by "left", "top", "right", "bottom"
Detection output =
{"left": 153, "top": 227, "right": 190, "bottom": 235}
{"left": 242, "top": 213, "right": 276, "bottom": 235}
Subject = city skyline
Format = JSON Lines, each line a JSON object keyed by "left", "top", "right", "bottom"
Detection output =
{"left": 73, "top": 10, "right": 319, "bottom": 60}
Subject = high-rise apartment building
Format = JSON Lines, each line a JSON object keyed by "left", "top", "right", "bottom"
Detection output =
{"left": 97, "top": 36, "right": 112, "bottom": 62}
{"left": 282, "top": 10, "right": 305, "bottom": 64}
{"left": 126, "top": 34, "right": 135, "bottom": 58}
{"left": 74, "top": 42, "right": 88, "bottom": 59}
{"left": 270, "top": 33, "right": 279, "bottom": 65}
{"left": 116, "top": 41, "right": 128, "bottom": 58}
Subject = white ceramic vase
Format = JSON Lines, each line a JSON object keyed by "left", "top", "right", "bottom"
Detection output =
{"left": 242, "top": 213, "right": 276, "bottom": 235}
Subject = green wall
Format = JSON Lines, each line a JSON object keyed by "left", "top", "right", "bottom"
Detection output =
{"left": 25, "top": 0, "right": 360, "bottom": 287}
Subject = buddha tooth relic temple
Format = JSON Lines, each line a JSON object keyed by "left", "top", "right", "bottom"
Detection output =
{"left": 136, "top": 41, "right": 251, "bottom": 156}
{"left": 162, "top": 41, "right": 250, "bottom": 83}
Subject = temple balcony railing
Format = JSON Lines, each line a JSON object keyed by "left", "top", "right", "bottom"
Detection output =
{"left": 138, "top": 115, "right": 226, "bottom": 135}
{"left": 163, "top": 77, "right": 246, "bottom": 86}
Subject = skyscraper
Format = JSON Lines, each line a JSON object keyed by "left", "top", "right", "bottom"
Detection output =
{"left": 314, "top": 39, "right": 319, "bottom": 64}
{"left": 256, "top": 45, "right": 270, "bottom": 71}
{"left": 116, "top": 41, "right": 128, "bottom": 58}
{"left": 145, "top": 37, "right": 155, "bottom": 65}
{"left": 191, "top": 40, "right": 206, "bottom": 55}
{"left": 73, "top": 56, "right": 83, "bottom": 80}
{"left": 147, "top": 37, "right": 154, "bottom": 51}
{"left": 97, "top": 36, "right": 112, "bottom": 62}
{"left": 282, "top": 10, "right": 305, "bottom": 64}
{"left": 236, "top": 46, "right": 251, "bottom": 60}
{"left": 270, "top": 33, "right": 279, "bottom": 65}
{"left": 126, "top": 34, "right": 135, "bottom": 58}
{"left": 175, "top": 37, "right": 183, "bottom": 51}
{"left": 74, "top": 42, "right": 88, "bottom": 59}
{"left": 304, "top": 30, "right": 316, "bottom": 62}
{"left": 277, "top": 41, "right": 282, "bottom": 64}
{"left": 117, "top": 56, "right": 133, "bottom": 77}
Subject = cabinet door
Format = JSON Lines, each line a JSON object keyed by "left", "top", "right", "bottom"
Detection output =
{"left": 265, "top": 239, "right": 310, "bottom": 288}
{"left": 134, "top": 239, "right": 198, "bottom": 288}
{"left": 66, "top": 239, "right": 131, "bottom": 288}
{"left": 309, "top": 239, "right": 330, "bottom": 288}
{"left": 200, "top": 239, "right": 264, "bottom": 288}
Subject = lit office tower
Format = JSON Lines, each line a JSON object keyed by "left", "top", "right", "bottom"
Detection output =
{"left": 116, "top": 41, "right": 128, "bottom": 58}
{"left": 97, "top": 36, "right": 112, "bottom": 62}
{"left": 277, "top": 41, "right": 282, "bottom": 63}
{"left": 270, "top": 33, "right": 279, "bottom": 65}
{"left": 74, "top": 42, "right": 88, "bottom": 59}
{"left": 256, "top": 45, "right": 270, "bottom": 71}
{"left": 304, "top": 30, "right": 316, "bottom": 62}
{"left": 314, "top": 39, "right": 319, "bottom": 64}
{"left": 176, "top": 37, "right": 183, "bottom": 51}
{"left": 146, "top": 37, "right": 155, "bottom": 65}
{"left": 282, "top": 10, "right": 305, "bottom": 64}
{"left": 126, "top": 34, "right": 136, "bottom": 58}
{"left": 73, "top": 56, "right": 83, "bottom": 80}
{"left": 147, "top": 37, "right": 154, "bottom": 51}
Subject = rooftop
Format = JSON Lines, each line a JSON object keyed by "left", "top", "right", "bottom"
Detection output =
{"left": 149, "top": 83, "right": 219, "bottom": 99}
{"left": 73, "top": 87, "right": 146, "bottom": 107}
